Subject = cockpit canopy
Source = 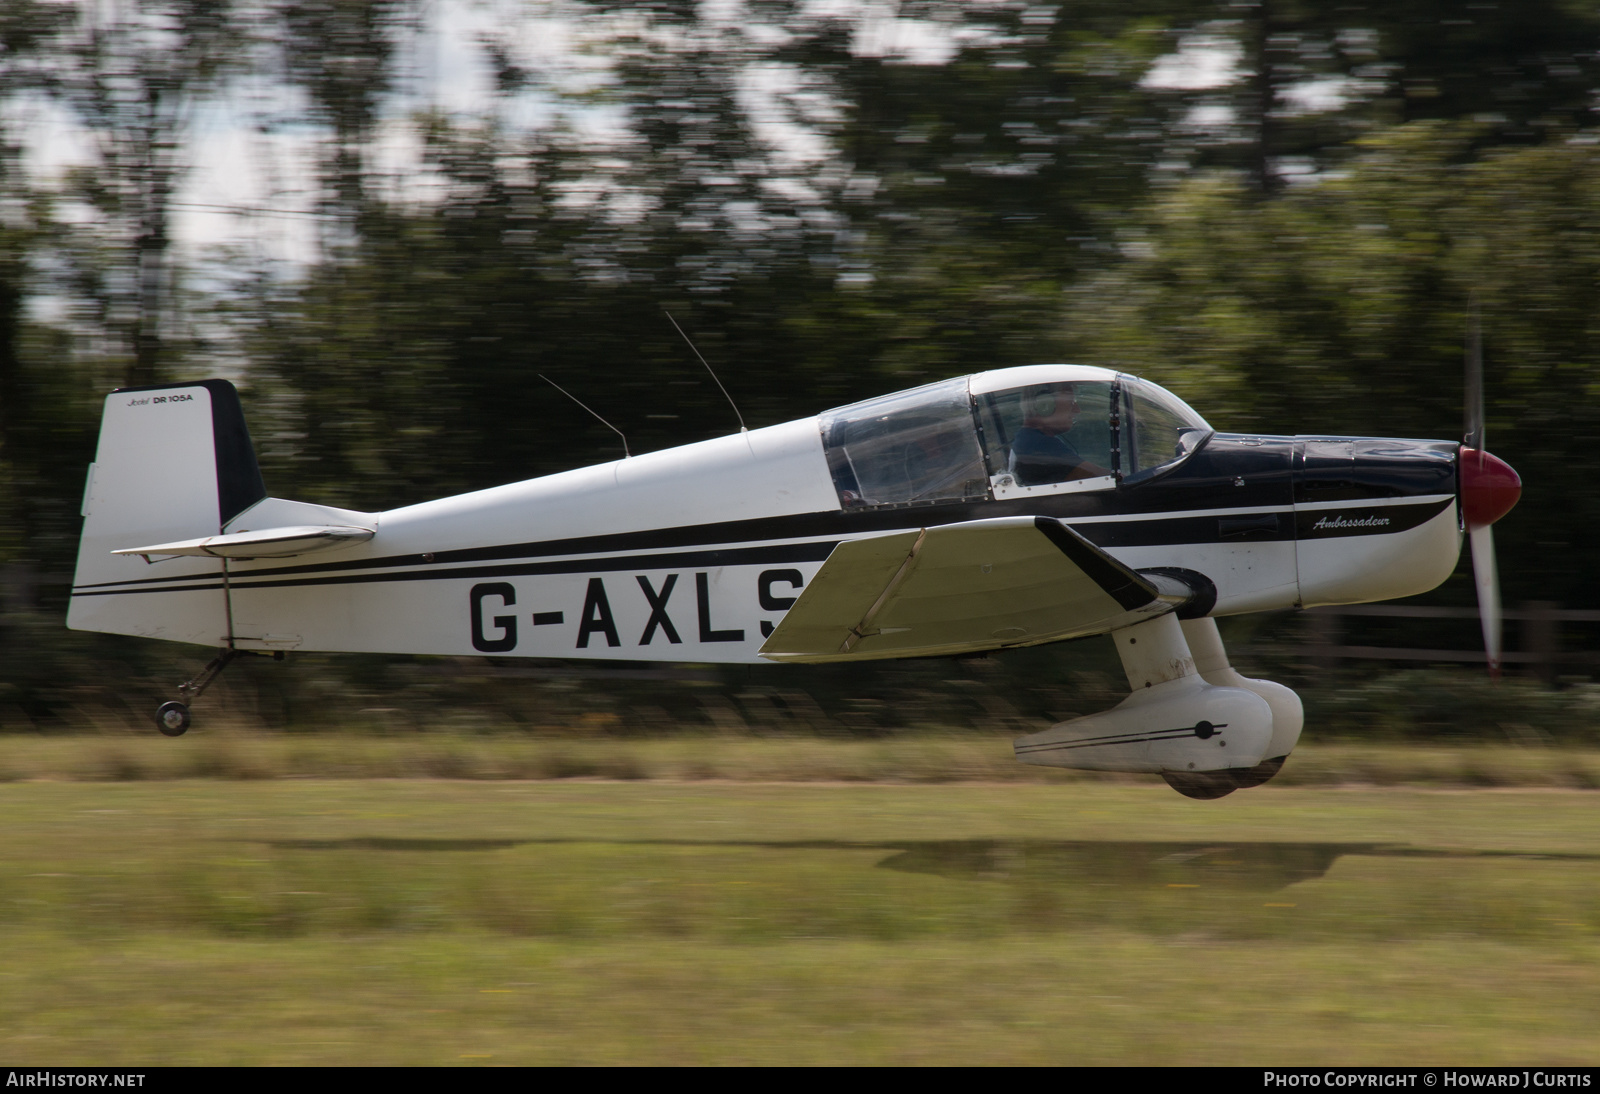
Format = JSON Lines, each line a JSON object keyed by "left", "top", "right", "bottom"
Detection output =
{"left": 818, "top": 366, "right": 1211, "bottom": 511}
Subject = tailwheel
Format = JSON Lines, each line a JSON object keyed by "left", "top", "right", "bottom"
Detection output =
{"left": 155, "top": 701, "right": 192, "bottom": 737}
{"left": 1161, "top": 771, "right": 1238, "bottom": 800}
{"left": 155, "top": 647, "right": 268, "bottom": 738}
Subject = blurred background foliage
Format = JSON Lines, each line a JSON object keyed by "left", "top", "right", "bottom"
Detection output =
{"left": 2, "top": 0, "right": 1599, "bottom": 735}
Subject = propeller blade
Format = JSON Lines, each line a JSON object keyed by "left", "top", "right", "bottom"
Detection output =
{"left": 1469, "top": 523, "right": 1503, "bottom": 680}
{"left": 1464, "top": 295, "right": 1484, "bottom": 454}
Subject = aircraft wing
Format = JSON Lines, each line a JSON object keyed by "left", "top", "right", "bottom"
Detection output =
{"left": 758, "top": 516, "right": 1168, "bottom": 663}
{"left": 112, "top": 524, "right": 374, "bottom": 561}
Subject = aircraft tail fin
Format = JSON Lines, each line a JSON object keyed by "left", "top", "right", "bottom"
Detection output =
{"left": 68, "top": 380, "right": 268, "bottom": 646}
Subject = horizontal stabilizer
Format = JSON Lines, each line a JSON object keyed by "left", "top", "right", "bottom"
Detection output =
{"left": 759, "top": 516, "right": 1167, "bottom": 663}
{"left": 113, "top": 524, "right": 374, "bottom": 561}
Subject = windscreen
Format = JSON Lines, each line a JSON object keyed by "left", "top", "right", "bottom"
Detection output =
{"left": 1123, "top": 378, "right": 1212, "bottom": 479}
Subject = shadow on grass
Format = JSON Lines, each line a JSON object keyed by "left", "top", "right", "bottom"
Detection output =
{"left": 270, "top": 838, "right": 530, "bottom": 852}
{"left": 257, "top": 837, "right": 1600, "bottom": 892}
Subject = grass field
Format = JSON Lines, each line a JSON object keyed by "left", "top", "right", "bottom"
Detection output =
{"left": 1, "top": 774, "right": 1598, "bottom": 1065}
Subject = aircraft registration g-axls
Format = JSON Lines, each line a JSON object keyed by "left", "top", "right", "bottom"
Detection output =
{"left": 68, "top": 364, "right": 1521, "bottom": 798}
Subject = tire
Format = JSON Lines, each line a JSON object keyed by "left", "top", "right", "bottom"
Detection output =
{"left": 1229, "top": 755, "right": 1287, "bottom": 790}
{"left": 1161, "top": 771, "right": 1237, "bottom": 800}
{"left": 155, "top": 701, "right": 191, "bottom": 737}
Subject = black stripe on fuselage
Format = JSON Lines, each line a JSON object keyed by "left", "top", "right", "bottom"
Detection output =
{"left": 73, "top": 496, "right": 1278, "bottom": 594}
{"left": 1074, "top": 496, "right": 1451, "bottom": 548}
{"left": 69, "top": 542, "right": 840, "bottom": 598}
{"left": 70, "top": 496, "right": 1454, "bottom": 599}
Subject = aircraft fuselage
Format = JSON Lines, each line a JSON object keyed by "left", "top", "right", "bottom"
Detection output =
{"left": 67, "top": 367, "right": 1463, "bottom": 662}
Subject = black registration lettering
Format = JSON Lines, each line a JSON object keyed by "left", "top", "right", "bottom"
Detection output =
{"left": 758, "top": 569, "right": 803, "bottom": 611}
{"left": 696, "top": 572, "right": 744, "bottom": 643}
{"left": 636, "top": 574, "right": 682, "bottom": 645}
{"left": 470, "top": 582, "right": 517, "bottom": 652}
{"left": 577, "top": 578, "right": 620, "bottom": 648}
{"left": 758, "top": 569, "right": 803, "bottom": 638}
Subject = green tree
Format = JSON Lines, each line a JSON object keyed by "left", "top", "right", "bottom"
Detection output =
{"left": 0, "top": 1, "right": 96, "bottom": 576}
{"left": 276, "top": 0, "right": 416, "bottom": 226}
{"left": 1063, "top": 122, "right": 1600, "bottom": 604}
{"left": 51, "top": 0, "right": 244, "bottom": 388}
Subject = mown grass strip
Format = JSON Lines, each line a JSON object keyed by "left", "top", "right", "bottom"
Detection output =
{"left": 2, "top": 781, "right": 1598, "bottom": 943}
{"left": 3, "top": 932, "right": 1598, "bottom": 1065}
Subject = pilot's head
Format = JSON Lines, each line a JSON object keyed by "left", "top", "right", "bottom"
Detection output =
{"left": 1022, "top": 384, "right": 1081, "bottom": 436}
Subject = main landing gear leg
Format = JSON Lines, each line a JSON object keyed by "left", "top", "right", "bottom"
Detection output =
{"left": 1179, "top": 617, "right": 1303, "bottom": 789}
{"left": 1012, "top": 613, "right": 1278, "bottom": 800}
{"left": 154, "top": 649, "right": 284, "bottom": 737}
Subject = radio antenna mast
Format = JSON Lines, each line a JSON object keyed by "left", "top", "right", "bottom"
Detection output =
{"left": 539, "top": 374, "right": 631, "bottom": 458}
{"left": 665, "top": 309, "right": 748, "bottom": 433}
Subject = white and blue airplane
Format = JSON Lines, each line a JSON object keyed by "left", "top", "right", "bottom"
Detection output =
{"left": 67, "top": 364, "right": 1521, "bottom": 797}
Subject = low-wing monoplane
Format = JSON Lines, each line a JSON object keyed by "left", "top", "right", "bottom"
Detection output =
{"left": 67, "top": 360, "right": 1521, "bottom": 798}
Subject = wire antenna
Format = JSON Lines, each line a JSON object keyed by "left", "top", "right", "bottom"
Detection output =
{"left": 665, "top": 309, "right": 748, "bottom": 433}
{"left": 539, "top": 374, "right": 631, "bottom": 459}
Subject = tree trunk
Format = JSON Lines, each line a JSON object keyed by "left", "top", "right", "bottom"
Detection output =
{"left": 1252, "top": 0, "right": 1277, "bottom": 196}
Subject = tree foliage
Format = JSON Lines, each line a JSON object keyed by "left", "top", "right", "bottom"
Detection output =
{"left": 1064, "top": 122, "right": 1600, "bottom": 602}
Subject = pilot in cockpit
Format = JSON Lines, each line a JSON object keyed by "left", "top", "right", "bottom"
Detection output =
{"left": 1009, "top": 384, "right": 1111, "bottom": 486}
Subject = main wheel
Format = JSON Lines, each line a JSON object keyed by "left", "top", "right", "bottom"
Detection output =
{"left": 155, "top": 701, "right": 191, "bottom": 737}
{"left": 1229, "top": 755, "right": 1287, "bottom": 790}
{"left": 1161, "top": 771, "right": 1237, "bottom": 800}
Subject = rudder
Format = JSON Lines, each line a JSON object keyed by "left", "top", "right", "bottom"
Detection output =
{"left": 68, "top": 380, "right": 267, "bottom": 646}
